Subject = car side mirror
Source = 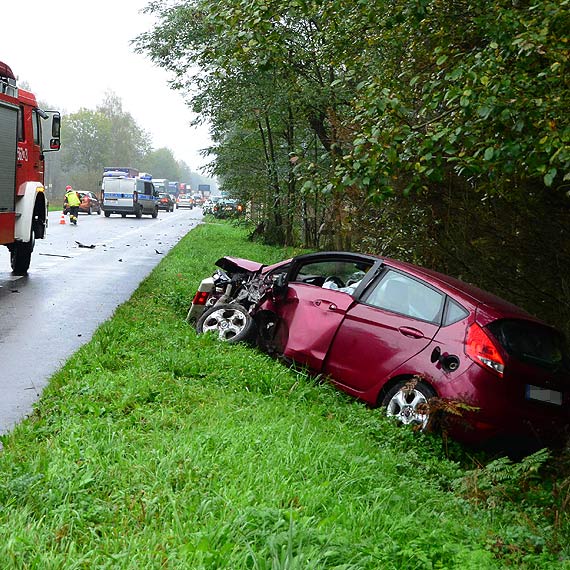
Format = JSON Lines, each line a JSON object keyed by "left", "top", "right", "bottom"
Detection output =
{"left": 271, "top": 273, "right": 288, "bottom": 299}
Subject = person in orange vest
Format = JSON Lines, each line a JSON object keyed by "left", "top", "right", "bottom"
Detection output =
{"left": 64, "top": 185, "right": 81, "bottom": 225}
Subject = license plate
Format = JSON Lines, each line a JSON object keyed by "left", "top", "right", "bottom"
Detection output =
{"left": 526, "top": 385, "right": 563, "bottom": 405}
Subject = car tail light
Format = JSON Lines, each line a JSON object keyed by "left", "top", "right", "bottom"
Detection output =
{"left": 192, "top": 291, "right": 210, "bottom": 306}
{"left": 465, "top": 323, "right": 505, "bottom": 376}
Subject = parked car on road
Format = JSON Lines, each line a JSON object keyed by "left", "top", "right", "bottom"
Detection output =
{"left": 212, "top": 199, "right": 244, "bottom": 219}
{"left": 157, "top": 193, "right": 175, "bottom": 212}
{"left": 203, "top": 196, "right": 222, "bottom": 215}
{"left": 188, "top": 252, "right": 570, "bottom": 450}
{"left": 63, "top": 191, "right": 101, "bottom": 215}
{"left": 176, "top": 194, "right": 194, "bottom": 209}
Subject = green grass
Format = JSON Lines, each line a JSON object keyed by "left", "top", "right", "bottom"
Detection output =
{"left": 0, "top": 222, "right": 568, "bottom": 569}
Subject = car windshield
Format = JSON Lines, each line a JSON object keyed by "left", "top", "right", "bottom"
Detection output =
{"left": 488, "top": 319, "right": 570, "bottom": 371}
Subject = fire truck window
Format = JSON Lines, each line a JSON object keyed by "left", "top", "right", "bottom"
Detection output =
{"left": 17, "top": 107, "right": 24, "bottom": 141}
{"left": 32, "top": 110, "right": 40, "bottom": 145}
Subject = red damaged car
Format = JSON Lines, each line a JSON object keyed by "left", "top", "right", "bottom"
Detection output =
{"left": 187, "top": 252, "right": 570, "bottom": 448}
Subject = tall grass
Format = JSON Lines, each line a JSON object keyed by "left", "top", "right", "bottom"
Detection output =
{"left": 0, "top": 222, "right": 568, "bottom": 569}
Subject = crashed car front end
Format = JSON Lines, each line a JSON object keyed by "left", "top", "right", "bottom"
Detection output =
{"left": 186, "top": 256, "right": 290, "bottom": 322}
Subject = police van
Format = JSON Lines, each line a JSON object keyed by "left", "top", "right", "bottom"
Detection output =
{"left": 101, "top": 171, "right": 159, "bottom": 218}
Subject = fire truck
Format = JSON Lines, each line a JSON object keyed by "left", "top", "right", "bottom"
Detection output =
{"left": 0, "top": 60, "right": 61, "bottom": 274}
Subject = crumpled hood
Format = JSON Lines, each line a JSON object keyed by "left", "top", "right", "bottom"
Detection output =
{"left": 215, "top": 256, "right": 264, "bottom": 274}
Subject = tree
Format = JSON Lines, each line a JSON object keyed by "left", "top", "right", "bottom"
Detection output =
{"left": 97, "top": 91, "right": 151, "bottom": 167}
{"left": 60, "top": 92, "right": 151, "bottom": 194}
{"left": 140, "top": 147, "right": 182, "bottom": 180}
{"left": 136, "top": 0, "right": 570, "bottom": 334}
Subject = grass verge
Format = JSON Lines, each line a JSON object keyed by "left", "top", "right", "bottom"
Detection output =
{"left": 0, "top": 221, "right": 568, "bottom": 569}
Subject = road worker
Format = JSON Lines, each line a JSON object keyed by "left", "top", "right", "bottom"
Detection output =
{"left": 64, "top": 185, "right": 81, "bottom": 225}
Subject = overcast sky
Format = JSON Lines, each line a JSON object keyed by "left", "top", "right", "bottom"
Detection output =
{"left": 2, "top": 0, "right": 211, "bottom": 172}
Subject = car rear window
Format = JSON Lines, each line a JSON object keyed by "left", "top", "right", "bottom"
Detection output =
{"left": 487, "top": 319, "right": 570, "bottom": 371}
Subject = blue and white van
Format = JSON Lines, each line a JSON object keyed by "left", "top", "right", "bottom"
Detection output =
{"left": 101, "top": 171, "right": 159, "bottom": 218}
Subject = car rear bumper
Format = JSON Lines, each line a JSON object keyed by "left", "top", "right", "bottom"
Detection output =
{"left": 437, "top": 364, "right": 570, "bottom": 444}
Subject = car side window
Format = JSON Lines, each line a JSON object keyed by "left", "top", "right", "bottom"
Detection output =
{"left": 363, "top": 270, "right": 444, "bottom": 323}
{"left": 443, "top": 299, "right": 469, "bottom": 326}
{"left": 293, "top": 259, "right": 372, "bottom": 292}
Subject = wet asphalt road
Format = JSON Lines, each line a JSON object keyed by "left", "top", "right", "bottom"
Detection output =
{"left": 0, "top": 207, "right": 202, "bottom": 437}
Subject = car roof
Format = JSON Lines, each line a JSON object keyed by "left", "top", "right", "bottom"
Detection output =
{"left": 383, "top": 257, "right": 538, "bottom": 320}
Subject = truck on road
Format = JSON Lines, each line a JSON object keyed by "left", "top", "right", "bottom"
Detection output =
{"left": 0, "top": 61, "right": 61, "bottom": 274}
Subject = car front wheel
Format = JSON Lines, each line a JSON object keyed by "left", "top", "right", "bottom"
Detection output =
{"left": 10, "top": 229, "right": 35, "bottom": 276}
{"left": 196, "top": 303, "right": 254, "bottom": 343}
{"left": 381, "top": 379, "right": 436, "bottom": 431}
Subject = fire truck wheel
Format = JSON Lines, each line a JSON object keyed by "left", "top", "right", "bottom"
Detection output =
{"left": 10, "top": 230, "right": 34, "bottom": 276}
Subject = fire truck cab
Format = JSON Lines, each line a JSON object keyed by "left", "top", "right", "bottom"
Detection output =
{"left": 0, "top": 60, "right": 61, "bottom": 274}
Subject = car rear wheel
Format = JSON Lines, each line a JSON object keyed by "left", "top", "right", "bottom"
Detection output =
{"left": 381, "top": 379, "right": 436, "bottom": 431}
{"left": 196, "top": 303, "right": 254, "bottom": 343}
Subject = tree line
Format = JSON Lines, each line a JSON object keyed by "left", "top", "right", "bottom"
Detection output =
{"left": 135, "top": 0, "right": 569, "bottom": 335}
{"left": 44, "top": 91, "right": 215, "bottom": 203}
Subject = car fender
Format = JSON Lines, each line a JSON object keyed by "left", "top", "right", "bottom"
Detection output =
{"left": 373, "top": 345, "right": 476, "bottom": 406}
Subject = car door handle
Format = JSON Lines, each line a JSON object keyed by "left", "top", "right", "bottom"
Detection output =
{"left": 398, "top": 326, "right": 425, "bottom": 339}
{"left": 314, "top": 300, "right": 338, "bottom": 311}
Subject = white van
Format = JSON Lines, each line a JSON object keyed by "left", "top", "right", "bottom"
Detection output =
{"left": 101, "top": 172, "right": 159, "bottom": 218}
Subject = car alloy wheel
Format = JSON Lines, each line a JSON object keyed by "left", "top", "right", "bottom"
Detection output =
{"left": 382, "top": 380, "right": 436, "bottom": 431}
{"left": 196, "top": 303, "right": 254, "bottom": 343}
